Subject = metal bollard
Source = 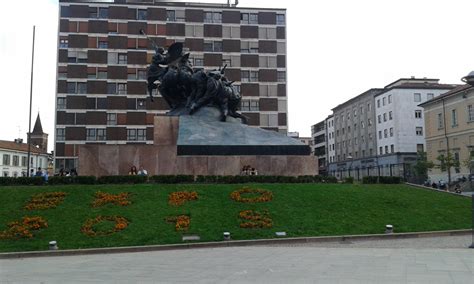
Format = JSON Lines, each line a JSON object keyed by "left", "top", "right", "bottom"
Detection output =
{"left": 385, "top": 225, "right": 393, "bottom": 234}
{"left": 49, "top": 241, "right": 58, "bottom": 250}
{"left": 223, "top": 232, "right": 231, "bottom": 241}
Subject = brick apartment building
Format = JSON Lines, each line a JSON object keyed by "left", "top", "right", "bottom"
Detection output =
{"left": 55, "top": 0, "right": 288, "bottom": 170}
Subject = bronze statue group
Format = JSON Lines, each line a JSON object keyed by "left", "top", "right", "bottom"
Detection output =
{"left": 142, "top": 30, "right": 247, "bottom": 124}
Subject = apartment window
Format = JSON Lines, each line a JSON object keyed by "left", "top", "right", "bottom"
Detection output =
{"left": 137, "top": 99, "right": 146, "bottom": 110}
{"left": 89, "top": 7, "right": 98, "bottom": 18}
{"left": 367, "top": 103, "right": 371, "bottom": 111}
{"left": 382, "top": 97, "right": 386, "bottom": 106}
{"left": 56, "top": 128, "right": 65, "bottom": 141}
{"left": 99, "top": 7, "right": 108, "bottom": 18}
{"left": 58, "top": 72, "right": 67, "bottom": 79}
{"left": 368, "top": 118, "right": 372, "bottom": 126}
{"left": 166, "top": 10, "right": 176, "bottom": 21}
{"left": 137, "top": 70, "right": 146, "bottom": 80}
{"left": 379, "top": 147, "right": 383, "bottom": 155}
{"left": 389, "top": 127, "right": 393, "bottom": 137}
{"left": 384, "top": 129, "right": 388, "bottom": 138}
{"left": 194, "top": 57, "right": 204, "bottom": 66}
{"left": 378, "top": 131, "right": 382, "bottom": 139}
{"left": 12, "top": 155, "right": 19, "bottom": 167}
{"left": 241, "top": 70, "right": 258, "bottom": 82}
{"left": 437, "top": 113, "right": 444, "bottom": 128}
{"left": 469, "top": 105, "right": 474, "bottom": 122}
{"left": 414, "top": 93, "right": 421, "bottom": 102}
{"left": 77, "top": 83, "right": 87, "bottom": 94}
{"left": 378, "top": 115, "right": 381, "bottom": 124}
{"left": 361, "top": 121, "right": 365, "bottom": 128}
{"left": 361, "top": 135, "right": 365, "bottom": 143}
{"left": 415, "top": 110, "right": 422, "bottom": 118}
{"left": 98, "top": 71, "right": 107, "bottom": 79}
{"left": 391, "top": 145, "right": 394, "bottom": 153}
{"left": 2, "top": 154, "right": 10, "bottom": 166}
{"left": 117, "top": 83, "right": 127, "bottom": 95}
{"left": 369, "top": 148, "right": 373, "bottom": 155}
{"left": 67, "top": 82, "right": 76, "bottom": 94}
{"left": 107, "top": 83, "right": 117, "bottom": 94}
{"left": 417, "top": 144, "right": 424, "bottom": 152}
{"left": 204, "top": 11, "right": 222, "bottom": 23}
{"left": 454, "top": 152, "right": 460, "bottom": 173}
{"left": 86, "top": 129, "right": 96, "bottom": 141}
{"left": 383, "top": 113, "right": 387, "bottom": 122}
{"left": 416, "top": 127, "right": 423, "bottom": 136}
{"left": 240, "top": 41, "right": 258, "bottom": 53}
{"left": 241, "top": 100, "right": 259, "bottom": 111}
{"left": 137, "top": 129, "right": 146, "bottom": 141}
{"left": 369, "top": 133, "right": 373, "bottom": 140}
{"left": 57, "top": 97, "right": 66, "bottom": 110}
{"left": 127, "top": 129, "right": 146, "bottom": 141}
{"left": 21, "top": 156, "right": 27, "bottom": 167}
{"left": 98, "top": 41, "right": 108, "bottom": 49}
{"left": 347, "top": 126, "right": 351, "bottom": 133}
{"left": 427, "top": 93, "right": 434, "bottom": 100}
{"left": 354, "top": 137, "right": 358, "bottom": 145}
{"left": 241, "top": 13, "right": 258, "bottom": 24}
{"left": 385, "top": 145, "right": 389, "bottom": 154}
{"left": 137, "top": 9, "right": 147, "bottom": 20}
{"left": 388, "top": 94, "right": 392, "bottom": 104}
{"left": 451, "top": 109, "right": 458, "bottom": 126}
{"left": 276, "top": 14, "right": 285, "bottom": 25}
{"left": 277, "top": 71, "right": 286, "bottom": 82}
{"left": 118, "top": 54, "right": 127, "bottom": 64}
{"left": 203, "top": 41, "right": 222, "bottom": 52}
{"left": 59, "top": 39, "right": 68, "bottom": 48}
{"left": 377, "top": 99, "right": 380, "bottom": 108}
{"left": 107, "top": 113, "right": 117, "bottom": 125}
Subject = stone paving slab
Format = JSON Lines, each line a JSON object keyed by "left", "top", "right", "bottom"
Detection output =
{"left": 1, "top": 236, "right": 473, "bottom": 283}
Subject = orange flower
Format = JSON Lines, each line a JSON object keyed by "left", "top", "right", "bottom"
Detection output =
{"left": 168, "top": 191, "right": 198, "bottom": 206}
{"left": 81, "top": 215, "right": 129, "bottom": 237}
{"left": 239, "top": 210, "right": 273, "bottom": 229}
{"left": 0, "top": 216, "right": 48, "bottom": 240}
{"left": 91, "top": 192, "right": 131, "bottom": 208}
{"left": 165, "top": 215, "right": 191, "bottom": 231}
{"left": 230, "top": 187, "right": 273, "bottom": 203}
{"left": 25, "top": 192, "right": 66, "bottom": 210}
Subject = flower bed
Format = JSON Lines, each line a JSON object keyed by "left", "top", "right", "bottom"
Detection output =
{"left": 168, "top": 191, "right": 198, "bottom": 206}
{"left": 165, "top": 215, "right": 191, "bottom": 231}
{"left": 92, "top": 191, "right": 131, "bottom": 208}
{"left": 230, "top": 187, "right": 273, "bottom": 203}
{"left": 0, "top": 216, "right": 48, "bottom": 239}
{"left": 81, "top": 216, "right": 129, "bottom": 237}
{"left": 24, "top": 192, "right": 67, "bottom": 210}
{"left": 239, "top": 210, "right": 273, "bottom": 229}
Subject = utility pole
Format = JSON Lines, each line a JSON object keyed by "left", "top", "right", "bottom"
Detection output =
{"left": 27, "top": 26, "right": 35, "bottom": 177}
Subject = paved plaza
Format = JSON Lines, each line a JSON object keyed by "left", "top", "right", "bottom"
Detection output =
{"left": 1, "top": 235, "right": 473, "bottom": 283}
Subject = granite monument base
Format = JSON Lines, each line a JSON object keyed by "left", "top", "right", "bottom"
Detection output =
{"left": 78, "top": 109, "right": 318, "bottom": 176}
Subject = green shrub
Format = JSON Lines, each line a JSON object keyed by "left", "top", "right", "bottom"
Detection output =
{"left": 150, "top": 175, "right": 194, "bottom": 184}
{"left": 0, "top": 177, "right": 45, "bottom": 186}
{"left": 97, "top": 175, "right": 147, "bottom": 184}
{"left": 344, "top": 177, "right": 354, "bottom": 184}
{"left": 48, "top": 176, "right": 97, "bottom": 185}
{"left": 362, "top": 176, "right": 401, "bottom": 184}
{"left": 322, "top": 176, "right": 338, "bottom": 183}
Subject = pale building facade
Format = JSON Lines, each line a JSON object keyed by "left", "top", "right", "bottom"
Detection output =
{"left": 420, "top": 84, "right": 474, "bottom": 182}
{"left": 0, "top": 140, "right": 49, "bottom": 177}
{"left": 325, "top": 115, "right": 335, "bottom": 164}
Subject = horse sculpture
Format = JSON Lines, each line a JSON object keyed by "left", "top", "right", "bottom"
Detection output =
{"left": 141, "top": 29, "right": 247, "bottom": 124}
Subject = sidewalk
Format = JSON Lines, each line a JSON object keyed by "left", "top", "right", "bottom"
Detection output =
{"left": 1, "top": 235, "right": 472, "bottom": 283}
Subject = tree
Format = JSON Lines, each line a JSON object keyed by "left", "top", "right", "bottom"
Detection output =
{"left": 436, "top": 152, "right": 459, "bottom": 184}
{"left": 413, "top": 151, "right": 434, "bottom": 178}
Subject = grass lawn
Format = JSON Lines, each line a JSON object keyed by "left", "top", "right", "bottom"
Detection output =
{"left": 0, "top": 183, "right": 471, "bottom": 253}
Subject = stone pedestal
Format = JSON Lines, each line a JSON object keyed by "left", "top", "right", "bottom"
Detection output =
{"left": 78, "top": 110, "right": 318, "bottom": 176}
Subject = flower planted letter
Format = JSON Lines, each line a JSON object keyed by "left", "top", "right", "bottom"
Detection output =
{"left": 92, "top": 192, "right": 131, "bottom": 208}
{"left": 165, "top": 215, "right": 191, "bottom": 231}
{"left": 168, "top": 191, "right": 198, "bottom": 206}
{"left": 0, "top": 216, "right": 48, "bottom": 240}
{"left": 81, "top": 216, "right": 129, "bottom": 237}
{"left": 239, "top": 210, "right": 273, "bottom": 229}
{"left": 25, "top": 192, "right": 66, "bottom": 210}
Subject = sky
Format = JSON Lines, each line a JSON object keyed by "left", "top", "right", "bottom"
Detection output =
{"left": 1, "top": 0, "right": 474, "bottom": 151}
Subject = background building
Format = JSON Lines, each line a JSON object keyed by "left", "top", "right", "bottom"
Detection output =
{"left": 328, "top": 88, "right": 382, "bottom": 179}
{"left": 420, "top": 84, "right": 474, "bottom": 183}
{"left": 326, "top": 77, "right": 457, "bottom": 180}
{"left": 0, "top": 115, "right": 50, "bottom": 177}
{"left": 325, "top": 115, "right": 335, "bottom": 165}
{"left": 311, "top": 119, "right": 327, "bottom": 175}
{"left": 56, "top": 0, "right": 288, "bottom": 171}
{"left": 374, "top": 78, "right": 456, "bottom": 178}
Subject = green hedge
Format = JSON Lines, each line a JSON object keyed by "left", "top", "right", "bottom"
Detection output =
{"left": 362, "top": 176, "right": 401, "bottom": 184}
{"left": 0, "top": 177, "right": 45, "bottom": 186}
{"left": 47, "top": 176, "right": 97, "bottom": 185}
{"left": 0, "top": 175, "right": 340, "bottom": 186}
{"left": 97, "top": 175, "right": 148, "bottom": 184}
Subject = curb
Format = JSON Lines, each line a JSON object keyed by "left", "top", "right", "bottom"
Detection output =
{"left": 405, "top": 182, "right": 472, "bottom": 198}
{"left": 0, "top": 229, "right": 471, "bottom": 259}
